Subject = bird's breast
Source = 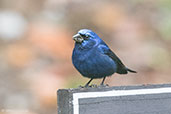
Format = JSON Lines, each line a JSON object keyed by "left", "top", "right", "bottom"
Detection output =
{"left": 72, "top": 47, "right": 117, "bottom": 78}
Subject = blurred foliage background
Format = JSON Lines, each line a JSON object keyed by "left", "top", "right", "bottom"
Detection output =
{"left": 0, "top": 0, "right": 171, "bottom": 114}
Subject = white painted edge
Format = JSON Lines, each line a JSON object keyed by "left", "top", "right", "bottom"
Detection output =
{"left": 73, "top": 87, "right": 171, "bottom": 114}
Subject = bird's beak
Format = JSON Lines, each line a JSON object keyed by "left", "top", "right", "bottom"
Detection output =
{"left": 72, "top": 34, "right": 84, "bottom": 43}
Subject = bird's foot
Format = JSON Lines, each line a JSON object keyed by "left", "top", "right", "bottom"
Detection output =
{"left": 78, "top": 85, "right": 85, "bottom": 88}
{"left": 90, "top": 84, "right": 98, "bottom": 88}
{"left": 78, "top": 84, "right": 109, "bottom": 88}
{"left": 99, "top": 84, "right": 109, "bottom": 87}
{"left": 78, "top": 84, "right": 98, "bottom": 88}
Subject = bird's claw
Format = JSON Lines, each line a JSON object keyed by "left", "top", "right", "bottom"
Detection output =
{"left": 99, "top": 84, "right": 109, "bottom": 87}
{"left": 78, "top": 84, "right": 109, "bottom": 89}
{"left": 78, "top": 84, "right": 98, "bottom": 88}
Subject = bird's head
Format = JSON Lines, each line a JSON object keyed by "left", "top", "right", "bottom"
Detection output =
{"left": 73, "top": 29, "right": 102, "bottom": 48}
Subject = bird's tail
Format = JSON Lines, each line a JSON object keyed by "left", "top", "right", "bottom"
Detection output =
{"left": 126, "top": 68, "right": 137, "bottom": 73}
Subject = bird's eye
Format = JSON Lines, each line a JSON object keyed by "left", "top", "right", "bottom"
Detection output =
{"left": 80, "top": 34, "right": 89, "bottom": 39}
{"left": 85, "top": 34, "right": 89, "bottom": 38}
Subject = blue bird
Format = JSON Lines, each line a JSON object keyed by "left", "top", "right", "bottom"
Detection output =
{"left": 72, "top": 29, "right": 136, "bottom": 87}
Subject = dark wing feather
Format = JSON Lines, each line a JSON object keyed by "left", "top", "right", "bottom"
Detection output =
{"left": 98, "top": 44, "right": 137, "bottom": 74}
{"left": 106, "top": 49, "right": 128, "bottom": 74}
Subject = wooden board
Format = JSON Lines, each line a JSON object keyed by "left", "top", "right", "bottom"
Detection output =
{"left": 57, "top": 84, "right": 171, "bottom": 114}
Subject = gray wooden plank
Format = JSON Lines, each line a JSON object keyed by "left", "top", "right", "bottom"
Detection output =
{"left": 57, "top": 84, "right": 171, "bottom": 114}
{"left": 58, "top": 89, "right": 72, "bottom": 114}
{"left": 79, "top": 93, "right": 171, "bottom": 114}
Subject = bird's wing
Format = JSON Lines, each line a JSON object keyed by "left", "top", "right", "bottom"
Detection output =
{"left": 98, "top": 44, "right": 128, "bottom": 74}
